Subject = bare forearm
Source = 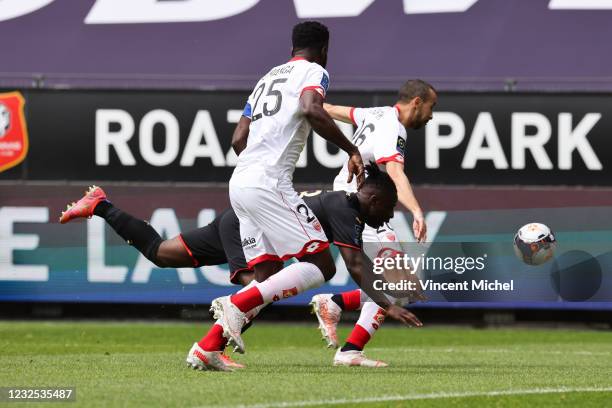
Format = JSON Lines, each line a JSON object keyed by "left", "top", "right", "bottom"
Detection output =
{"left": 387, "top": 163, "right": 422, "bottom": 215}
{"left": 323, "top": 103, "right": 354, "bottom": 124}
{"left": 305, "top": 103, "right": 357, "bottom": 155}
{"left": 340, "top": 247, "right": 392, "bottom": 310}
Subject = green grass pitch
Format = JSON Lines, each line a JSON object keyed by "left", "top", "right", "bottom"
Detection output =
{"left": 1, "top": 320, "right": 612, "bottom": 407}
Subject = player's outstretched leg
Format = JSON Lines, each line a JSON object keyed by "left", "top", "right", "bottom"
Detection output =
{"left": 334, "top": 302, "right": 388, "bottom": 367}
{"left": 310, "top": 289, "right": 362, "bottom": 348}
{"left": 59, "top": 186, "right": 194, "bottom": 268}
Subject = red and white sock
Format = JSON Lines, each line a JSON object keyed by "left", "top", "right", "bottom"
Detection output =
{"left": 340, "top": 289, "right": 362, "bottom": 311}
{"left": 342, "top": 302, "right": 386, "bottom": 351}
{"left": 198, "top": 323, "right": 226, "bottom": 352}
{"left": 230, "top": 262, "right": 325, "bottom": 313}
{"left": 198, "top": 280, "right": 259, "bottom": 352}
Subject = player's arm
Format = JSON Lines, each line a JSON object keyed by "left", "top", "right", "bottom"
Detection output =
{"left": 386, "top": 161, "right": 427, "bottom": 242}
{"left": 231, "top": 115, "right": 251, "bottom": 156}
{"left": 300, "top": 91, "right": 364, "bottom": 188}
{"left": 323, "top": 103, "right": 354, "bottom": 124}
{"left": 338, "top": 246, "right": 422, "bottom": 327}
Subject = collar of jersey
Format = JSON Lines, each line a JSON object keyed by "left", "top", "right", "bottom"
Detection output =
{"left": 347, "top": 193, "right": 363, "bottom": 222}
{"left": 289, "top": 56, "right": 307, "bottom": 62}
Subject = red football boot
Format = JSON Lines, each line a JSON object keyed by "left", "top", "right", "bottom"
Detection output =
{"left": 59, "top": 185, "right": 107, "bottom": 224}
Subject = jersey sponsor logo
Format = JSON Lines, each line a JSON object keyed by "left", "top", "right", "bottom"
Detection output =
{"left": 396, "top": 136, "right": 406, "bottom": 154}
{"left": 241, "top": 237, "right": 256, "bottom": 248}
{"left": 320, "top": 73, "right": 329, "bottom": 93}
{"left": 0, "top": 92, "right": 29, "bottom": 173}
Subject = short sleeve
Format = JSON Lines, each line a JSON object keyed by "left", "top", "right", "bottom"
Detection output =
{"left": 349, "top": 107, "right": 367, "bottom": 126}
{"left": 300, "top": 64, "right": 330, "bottom": 99}
{"left": 242, "top": 101, "right": 252, "bottom": 119}
{"left": 243, "top": 78, "right": 264, "bottom": 119}
{"left": 373, "top": 121, "right": 406, "bottom": 165}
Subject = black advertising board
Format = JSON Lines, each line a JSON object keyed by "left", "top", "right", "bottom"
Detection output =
{"left": 2, "top": 90, "right": 611, "bottom": 186}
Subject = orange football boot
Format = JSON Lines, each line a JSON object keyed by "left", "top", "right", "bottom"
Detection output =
{"left": 59, "top": 185, "right": 107, "bottom": 224}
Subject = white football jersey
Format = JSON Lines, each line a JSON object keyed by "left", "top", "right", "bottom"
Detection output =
{"left": 333, "top": 106, "right": 407, "bottom": 193}
{"left": 232, "top": 57, "right": 330, "bottom": 189}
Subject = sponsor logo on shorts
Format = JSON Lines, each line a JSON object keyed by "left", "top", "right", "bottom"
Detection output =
{"left": 241, "top": 237, "right": 256, "bottom": 248}
{"left": 313, "top": 220, "right": 322, "bottom": 232}
{"left": 386, "top": 233, "right": 396, "bottom": 241}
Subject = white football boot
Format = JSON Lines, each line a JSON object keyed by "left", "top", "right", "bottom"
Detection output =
{"left": 310, "top": 294, "right": 341, "bottom": 348}
{"left": 210, "top": 296, "right": 247, "bottom": 354}
{"left": 333, "top": 348, "right": 388, "bottom": 368}
{"left": 185, "top": 343, "right": 235, "bottom": 372}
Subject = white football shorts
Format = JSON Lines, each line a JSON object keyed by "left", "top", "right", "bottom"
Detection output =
{"left": 361, "top": 219, "right": 402, "bottom": 261}
{"left": 229, "top": 183, "right": 329, "bottom": 268}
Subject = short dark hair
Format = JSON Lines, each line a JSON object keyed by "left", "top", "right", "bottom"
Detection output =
{"left": 398, "top": 79, "right": 436, "bottom": 103}
{"left": 292, "top": 21, "right": 329, "bottom": 52}
{"left": 363, "top": 162, "right": 397, "bottom": 202}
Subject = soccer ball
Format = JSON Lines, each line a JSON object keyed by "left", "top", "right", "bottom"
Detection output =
{"left": 513, "top": 223, "right": 556, "bottom": 265}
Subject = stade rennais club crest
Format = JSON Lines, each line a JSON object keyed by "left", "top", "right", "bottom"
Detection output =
{"left": 0, "top": 91, "right": 29, "bottom": 173}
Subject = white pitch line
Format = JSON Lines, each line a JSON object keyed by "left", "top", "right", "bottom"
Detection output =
{"left": 199, "top": 386, "right": 612, "bottom": 408}
{"left": 367, "top": 347, "right": 612, "bottom": 356}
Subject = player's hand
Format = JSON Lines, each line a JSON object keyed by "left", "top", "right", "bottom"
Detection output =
{"left": 382, "top": 264, "right": 427, "bottom": 303}
{"left": 385, "top": 304, "right": 422, "bottom": 327}
{"left": 413, "top": 210, "right": 427, "bottom": 243}
{"left": 347, "top": 150, "right": 365, "bottom": 189}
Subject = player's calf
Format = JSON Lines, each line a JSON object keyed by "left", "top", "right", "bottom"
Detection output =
{"left": 59, "top": 186, "right": 193, "bottom": 268}
{"left": 339, "top": 303, "right": 385, "bottom": 354}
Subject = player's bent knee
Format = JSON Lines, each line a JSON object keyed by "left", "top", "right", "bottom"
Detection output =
{"left": 254, "top": 261, "right": 283, "bottom": 282}
{"left": 155, "top": 238, "right": 194, "bottom": 268}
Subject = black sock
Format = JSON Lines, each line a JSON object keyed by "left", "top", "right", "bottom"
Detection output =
{"left": 341, "top": 342, "right": 362, "bottom": 352}
{"left": 241, "top": 320, "right": 253, "bottom": 334}
{"left": 94, "top": 201, "right": 163, "bottom": 264}
{"left": 331, "top": 294, "right": 345, "bottom": 309}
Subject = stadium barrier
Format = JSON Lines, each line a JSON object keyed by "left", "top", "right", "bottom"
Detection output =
{"left": 2, "top": 89, "right": 612, "bottom": 311}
